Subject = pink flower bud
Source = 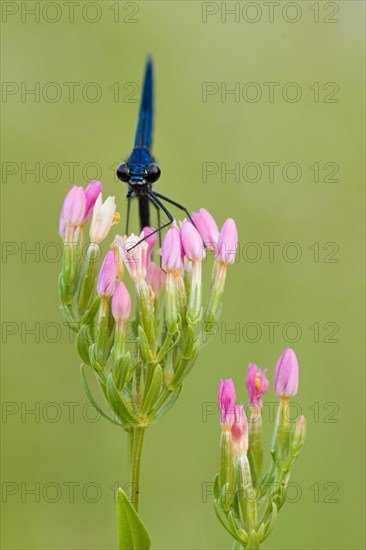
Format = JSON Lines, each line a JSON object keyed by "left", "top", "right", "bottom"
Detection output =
{"left": 274, "top": 348, "right": 299, "bottom": 398}
{"left": 97, "top": 250, "right": 117, "bottom": 296}
{"left": 180, "top": 221, "right": 204, "bottom": 262}
{"left": 142, "top": 226, "right": 157, "bottom": 258}
{"left": 215, "top": 218, "right": 238, "bottom": 265}
{"left": 121, "top": 234, "right": 149, "bottom": 284}
{"left": 162, "top": 226, "right": 184, "bottom": 272}
{"left": 191, "top": 208, "right": 219, "bottom": 251}
{"left": 231, "top": 404, "right": 248, "bottom": 456}
{"left": 82, "top": 180, "right": 103, "bottom": 224}
{"left": 218, "top": 379, "right": 236, "bottom": 426}
{"left": 246, "top": 363, "right": 269, "bottom": 407}
{"left": 146, "top": 261, "right": 166, "bottom": 296}
{"left": 59, "top": 186, "right": 86, "bottom": 237}
{"left": 112, "top": 281, "right": 131, "bottom": 324}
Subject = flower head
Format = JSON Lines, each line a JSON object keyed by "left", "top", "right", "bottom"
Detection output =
{"left": 112, "top": 281, "right": 131, "bottom": 325}
{"left": 97, "top": 250, "right": 117, "bottom": 296}
{"left": 162, "top": 226, "right": 184, "bottom": 272}
{"left": 180, "top": 221, "right": 205, "bottom": 262}
{"left": 146, "top": 261, "right": 166, "bottom": 296}
{"left": 90, "top": 193, "right": 117, "bottom": 244}
{"left": 215, "top": 218, "right": 238, "bottom": 265}
{"left": 121, "top": 234, "right": 149, "bottom": 284}
{"left": 82, "top": 180, "right": 103, "bottom": 224}
{"left": 246, "top": 363, "right": 269, "bottom": 407}
{"left": 274, "top": 348, "right": 299, "bottom": 398}
{"left": 59, "top": 186, "right": 86, "bottom": 238}
{"left": 191, "top": 208, "right": 219, "bottom": 251}
{"left": 218, "top": 379, "right": 236, "bottom": 427}
{"left": 231, "top": 404, "right": 248, "bottom": 457}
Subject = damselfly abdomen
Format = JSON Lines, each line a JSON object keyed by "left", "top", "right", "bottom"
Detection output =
{"left": 116, "top": 58, "right": 192, "bottom": 243}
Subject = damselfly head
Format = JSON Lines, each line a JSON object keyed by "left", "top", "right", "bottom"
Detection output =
{"left": 117, "top": 161, "right": 160, "bottom": 186}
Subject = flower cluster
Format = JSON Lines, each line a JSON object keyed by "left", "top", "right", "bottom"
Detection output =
{"left": 215, "top": 349, "right": 306, "bottom": 549}
{"left": 58, "top": 180, "right": 238, "bottom": 470}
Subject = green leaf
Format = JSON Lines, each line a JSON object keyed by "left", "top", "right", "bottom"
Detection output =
{"left": 263, "top": 502, "right": 277, "bottom": 540}
{"left": 80, "top": 295, "right": 101, "bottom": 325}
{"left": 106, "top": 372, "right": 139, "bottom": 428}
{"left": 213, "top": 500, "right": 236, "bottom": 539}
{"left": 156, "top": 332, "right": 178, "bottom": 363}
{"left": 113, "top": 352, "right": 132, "bottom": 390}
{"left": 117, "top": 487, "right": 151, "bottom": 550}
{"left": 138, "top": 325, "right": 154, "bottom": 363}
{"left": 80, "top": 364, "right": 122, "bottom": 428}
{"left": 88, "top": 343, "right": 103, "bottom": 371}
{"left": 141, "top": 365, "right": 163, "bottom": 416}
{"left": 213, "top": 474, "right": 220, "bottom": 500}
{"left": 76, "top": 326, "right": 92, "bottom": 365}
{"left": 228, "top": 511, "right": 248, "bottom": 544}
{"left": 148, "top": 385, "right": 182, "bottom": 422}
{"left": 170, "top": 352, "right": 198, "bottom": 388}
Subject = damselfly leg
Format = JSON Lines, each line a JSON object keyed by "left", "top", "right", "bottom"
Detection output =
{"left": 153, "top": 192, "right": 194, "bottom": 224}
{"left": 125, "top": 196, "right": 131, "bottom": 235}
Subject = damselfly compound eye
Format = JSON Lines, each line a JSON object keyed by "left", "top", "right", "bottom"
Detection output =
{"left": 116, "top": 163, "right": 130, "bottom": 183}
{"left": 146, "top": 163, "right": 161, "bottom": 183}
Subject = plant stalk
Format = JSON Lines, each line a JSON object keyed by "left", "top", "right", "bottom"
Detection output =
{"left": 129, "top": 426, "right": 146, "bottom": 512}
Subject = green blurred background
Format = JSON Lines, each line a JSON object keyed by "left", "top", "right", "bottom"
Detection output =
{"left": 1, "top": 1, "right": 365, "bottom": 548}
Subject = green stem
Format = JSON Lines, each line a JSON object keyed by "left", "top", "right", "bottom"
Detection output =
{"left": 129, "top": 426, "right": 146, "bottom": 512}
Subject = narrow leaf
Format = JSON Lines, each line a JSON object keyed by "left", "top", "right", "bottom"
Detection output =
{"left": 80, "top": 294, "right": 101, "bottom": 325}
{"left": 148, "top": 386, "right": 182, "bottom": 422}
{"left": 80, "top": 365, "right": 122, "bottom": 428}
{"left": 141, "top": 365, "right": 163, "bottom": 416}
{"left": 117, "top": 487, "right": 151, "bottom": 550}
{"left": 263, "top": 502, "right": 278, "bottom": 540}
{"left": 214, "top": 500, "right": 236, "bottom": 539}
{"left": 228, "top": 511, "right": 248, "bottom": 544}
{"left": 76, "top": 327, "right": 91, "bottom": 365}
{"left": 213, "top": 474, "right": 220, "bottom": 500}
{"left": 106, "top": 372, "right": 139, "bottom": 429}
